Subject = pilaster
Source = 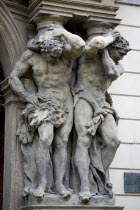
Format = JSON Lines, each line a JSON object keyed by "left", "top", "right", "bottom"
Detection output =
{"left": 1, "top": 79, "right": 25, "bottom": 210}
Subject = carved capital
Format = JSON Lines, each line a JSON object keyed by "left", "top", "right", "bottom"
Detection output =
{"left": 28, "top": 0, "right": 121, "bottom": 33}
{"left": 34, "top": 14, "right": 69, "bottom": 31}
{"left": 83, "top": 16, "right": 121, "bottom": 38}
{"left": 0, "top": 78, "right": 21, "bottom": 107}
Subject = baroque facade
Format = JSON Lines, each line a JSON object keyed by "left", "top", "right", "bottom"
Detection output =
{"left": 0, "top": 0, "right": 140, "bottom": 210}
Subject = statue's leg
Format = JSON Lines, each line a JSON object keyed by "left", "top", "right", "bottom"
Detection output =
{"left": 74, "top": 99, "right": 93, "bottom": 202}
{"left": 98, "top": 114, "right": 121, "bottom": 173}
{"left": 33, "top": 122, "right": 54, "bottom": 197}
{"left": 53, "top": 95, "right": 73, "bottom": 197}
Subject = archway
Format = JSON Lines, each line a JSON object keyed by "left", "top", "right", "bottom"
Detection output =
{"left": 0, "top": 2, "right": 27, "bottom": 209}
{"left": 0, "top": 1, "right": 26, "bottom": 76}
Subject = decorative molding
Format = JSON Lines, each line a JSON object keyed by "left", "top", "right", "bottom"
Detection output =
{"left": 115, "top": 194, "right": 140, "bottom": 197}
{"left": 2, "top": 0, "right": 28, "bottom": 21}
{"left": 115, "top": 0, "right": 140, "bottom": 6}
{"left": 120, "top": 118, "right": 140, "bottom": 121}
{"left": 3, "top": 0, "right": 28, "bottom": 7}
{"left": 28, "top": 0, "right": 121, "bottom": 27}
{"left": 110, "top": 93, "right": 140, "bottom": 98}
{"left": 0, "top": 1, "right": 26, "bottom": 68}
{"left": 0, "top": 78, "right": 22, "bottom": 108}
{"left": 121, "top": 142, "right": 140, "bottom": 145}
{"left": 125, "top": 71, "right": 140, "bottom": 75}
{"left": 110, "top": 167, "right": 140, "bottom": 171}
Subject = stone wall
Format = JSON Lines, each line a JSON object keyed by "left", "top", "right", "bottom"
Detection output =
{"left": 109, "top": 2, "right": 140, "bottom": 210}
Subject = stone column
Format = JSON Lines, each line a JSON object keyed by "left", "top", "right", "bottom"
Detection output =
{"left": 1, "top": 79, "right": 25, "bottom": 210}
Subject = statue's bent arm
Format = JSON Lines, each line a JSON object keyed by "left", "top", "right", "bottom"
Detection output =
{"left": 105, "top": 91, "right": 113, "bottom": 107}
{"left": 85, "top": 31, "right": 117, "bottom": 57}
{"left": 101, "top": 48, "right": 124, "bottom": 80}
{"left": 9, "top": 49, "right": 33, "bottom": 100}
{"left": 53, "top": 28, "right": 85, "bottom": 58}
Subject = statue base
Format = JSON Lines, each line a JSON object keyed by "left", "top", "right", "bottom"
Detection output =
{"left": 21, "top": 194, "right": 124, "bottom": 210}
{"left": 21, "top": 205, "right": 124, "bottom": 210}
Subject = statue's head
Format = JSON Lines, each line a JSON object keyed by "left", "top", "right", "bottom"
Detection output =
{"left": 27, "top": 24, "right": 66, "bottom": 63}
{"left": 40, "top": 38, "right": 66, "bottom": 62}
{"left": 107, "top": 31, "right": 130, "bottom": 63}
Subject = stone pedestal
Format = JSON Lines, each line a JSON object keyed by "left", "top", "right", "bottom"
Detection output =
{"left": 22, "top": 205, "right": 124, "bottom": 210}
{"left": 21, "top": 194, "right": 124, "bottom": 210}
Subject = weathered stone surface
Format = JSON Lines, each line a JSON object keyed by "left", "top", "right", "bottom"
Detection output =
{"left": 21, "top": 194, "right": 123, "bottom": 210}
{"left": 26, "top": 194, "right": 115, "bottom": 206}
{"left": 21, "top": 206, "right": 124, "bottom": 210}
{"left": 7, "top": 1, "right": 129, "bottom": 209}
{"left": 9, "top": 16, "right": 85, "bottom": 200}
{"left": 72, "top": 29, "right": 129, "bottom": 202}
{"left": 9, "top": 15, "right": 129, "bottom": 208}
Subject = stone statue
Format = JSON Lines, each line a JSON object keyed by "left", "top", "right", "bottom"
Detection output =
{"left": 9, "top": 23, "right": 85, "bottom": 198}
{"left": 73, "top": 30, "right": 129, "bottom": 202}
{"left": 9, "top": 21, "right": 129, "bottom": 207}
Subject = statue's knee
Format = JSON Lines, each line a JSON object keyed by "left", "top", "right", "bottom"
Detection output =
{"left": 40, "top": 133, "right": 53, "bottom": 147}
{"left": 106, "top": 138, "right": 121, "bottom": 150}
{"left": 77, "top": 135, "right": 91, "bottom": 148}
{"left": 55, "top": 134, "right": 69, "bottom": 149}
{"left": 75, "top": 122, "right": 86, "bottom": 134}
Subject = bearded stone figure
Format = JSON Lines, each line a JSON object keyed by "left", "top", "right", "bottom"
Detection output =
{"left": 73, "top": 29, "right": 130, "bottom": 202}
{"left": 9, "top": 20, "right": 129, "bottom": 206}
{"left": 9, "top": 22, "right": 85, "bottom": 198}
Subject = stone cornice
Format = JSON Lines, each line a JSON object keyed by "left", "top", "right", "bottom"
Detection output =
{"left": 29, "top": 0, "right": 117, "bottom": 13}
{"left": 28, "top": 0, "right": 120, "bottom": 27}
{"left": 85, "top": 15, "right": 121, "bottom": 27}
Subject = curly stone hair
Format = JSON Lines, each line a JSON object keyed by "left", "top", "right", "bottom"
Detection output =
{"left": 27, "top": 24, "right": 66, "bottom": 52}
{"left": 110, "top": 31, "right": 130, "bottom": 53}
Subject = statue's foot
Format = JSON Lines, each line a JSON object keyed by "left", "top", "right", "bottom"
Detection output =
{"left": 67, "top": 187, "right": 73, "bottom": 194}
{"left": 107, "top": 182, "right": 113, "bottom": 188}
{"left": 22, "top": 187, "right": 33, "bottom": 197}
{"left": 79, "top": 191, "right": 92, "bottom": 203}
{"left": 56, "top": 184, "right": 72, "bottom": 198}
{"left": 33, "top": 187, "right": 45, "bottom": 198}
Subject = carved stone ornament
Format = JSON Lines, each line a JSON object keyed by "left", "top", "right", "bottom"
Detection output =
{"left": 9, "top": 17, "right": 129, "bottom": 208}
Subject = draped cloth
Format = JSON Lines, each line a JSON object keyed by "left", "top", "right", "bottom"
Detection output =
{"left": 16, "top": 96, "right": 69, "bottom": 192}
{"left": 70, "top": 85, "right": 116, "bottom": 197}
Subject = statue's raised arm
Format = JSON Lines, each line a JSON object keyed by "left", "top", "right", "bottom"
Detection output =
{"left": 85, "top": 30, "right": 121, "bottom": 56}
{"left": 27, "top": 24, "right": 85, "bottom": 59}
{"left": 52, "top": 27, "right": 85, "bottom": 58}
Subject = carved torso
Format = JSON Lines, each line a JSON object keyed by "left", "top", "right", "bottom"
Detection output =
{"left": 28, "top": 51, "right": 73, "bottom": 102}
{"left": 77, "top": 53, "right": 112, "bottom": 93}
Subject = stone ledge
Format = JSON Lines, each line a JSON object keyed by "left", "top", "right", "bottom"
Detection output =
{"left": 20, "top": 194, "right": 123, "bottom": 210}
{"left": 24, "top": 194, "right": 116, "bottom": 206}
{"left": 21, "top": 205, "right": 124, "bottom": 210}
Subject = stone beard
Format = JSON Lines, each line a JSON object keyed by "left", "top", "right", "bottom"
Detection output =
{"left": 9, "top": 26, "right": 129, "bottom": 204}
